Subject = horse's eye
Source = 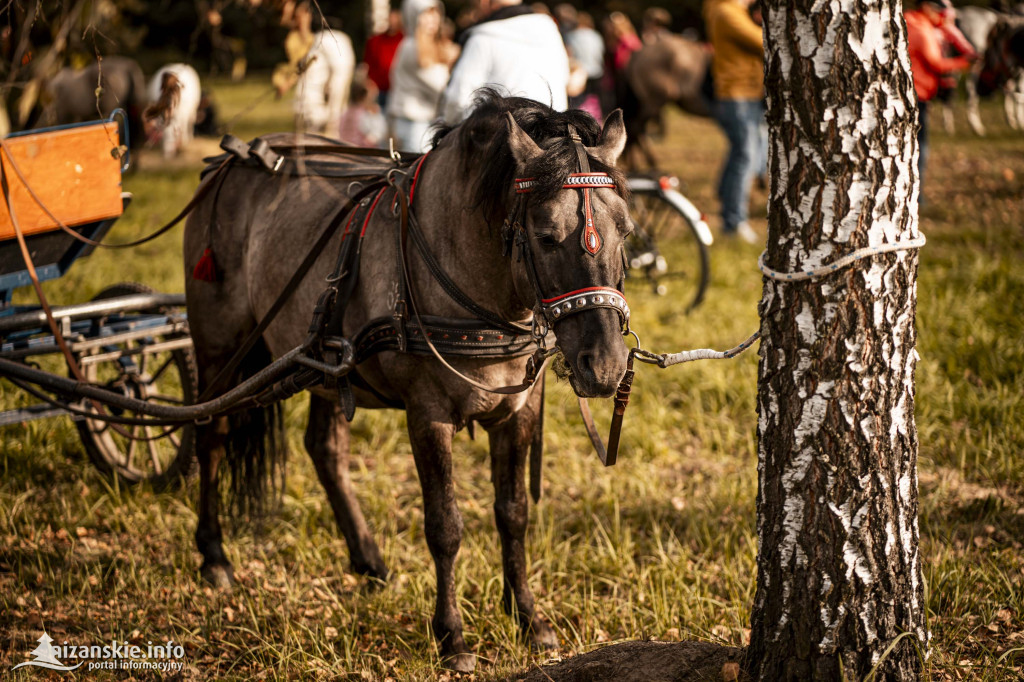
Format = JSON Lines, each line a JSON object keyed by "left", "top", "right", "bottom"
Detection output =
{"left": 536, "top": 233, "right": 558, "bottom": 249}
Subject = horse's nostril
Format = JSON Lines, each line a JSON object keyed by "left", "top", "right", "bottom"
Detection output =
{"left": 576, "top": 350, "right": 597, "bottom": 379}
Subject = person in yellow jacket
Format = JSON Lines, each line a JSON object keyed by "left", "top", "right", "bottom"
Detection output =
{"left": 704, "top": 0, "right": 764, "bottom": 243}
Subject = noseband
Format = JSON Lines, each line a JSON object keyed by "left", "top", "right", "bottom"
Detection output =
{"left": 504, "top": 125, "right": 630, "bottom": 336}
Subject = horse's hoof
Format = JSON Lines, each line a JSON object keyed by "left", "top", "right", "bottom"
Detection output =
{"left": 201, "top": 562, "right": 235, "bottom": 589}
{"left": 352, "top": 559, "right": 389, "bottom": 583}
{"left": 528, "top": 619, "right": 559, "bottom": 651}
{"left": 442, "top": 652, "right": 476, "bottom": 673}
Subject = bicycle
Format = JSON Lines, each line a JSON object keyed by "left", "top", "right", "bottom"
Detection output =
{"left": 625, "top": 173, "right": 713, "bottom": 311}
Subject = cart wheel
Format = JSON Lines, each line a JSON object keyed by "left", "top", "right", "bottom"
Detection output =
{"left": 72, "top": 282, "right": 197, "bottom": 490}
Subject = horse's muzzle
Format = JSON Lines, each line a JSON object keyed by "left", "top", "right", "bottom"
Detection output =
{"left": 562, "top": 325, "right": 629, "bottom": 398}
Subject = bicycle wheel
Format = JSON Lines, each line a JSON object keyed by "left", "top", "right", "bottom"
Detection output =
{"left": 626, "top": 179, "right": 712, "bottom": 311}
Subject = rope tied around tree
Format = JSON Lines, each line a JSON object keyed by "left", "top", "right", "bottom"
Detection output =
{"left": 631, "top": 235, "right": 927, "bottom": 368}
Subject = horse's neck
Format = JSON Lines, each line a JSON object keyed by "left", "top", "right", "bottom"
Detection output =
{"left": 410, "top": 147, "right": 531, "bottom": 323}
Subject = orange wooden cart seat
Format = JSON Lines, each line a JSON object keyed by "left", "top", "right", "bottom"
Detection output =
{"left": 0, "top": 120, "right": 124, "bottom": 241}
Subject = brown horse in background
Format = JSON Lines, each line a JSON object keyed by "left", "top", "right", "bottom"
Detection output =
{"left": 623, "top": 34, "right": 712, "bottom": 168}
{"left": 183, "top": 93, "right": 633, "bottom": 671}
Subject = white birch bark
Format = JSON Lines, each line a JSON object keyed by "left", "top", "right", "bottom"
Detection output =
{"left": 746, "top": 0, "right": 927, "bottom": 678}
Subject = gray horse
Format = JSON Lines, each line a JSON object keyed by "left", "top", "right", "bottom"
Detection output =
{"left": 183, "top": 93, "right": 632, "bottom": 672}
{"left": 42, "top": 56, "right": 147, "bottom": 145}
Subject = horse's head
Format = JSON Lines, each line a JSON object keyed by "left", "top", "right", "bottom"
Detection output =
{"left": 504, "top": 111, "right": 631, "bottom": 398}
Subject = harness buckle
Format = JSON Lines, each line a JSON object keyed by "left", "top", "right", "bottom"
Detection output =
{"left": 393, "top": 299, "right": 409, "bottom": 353}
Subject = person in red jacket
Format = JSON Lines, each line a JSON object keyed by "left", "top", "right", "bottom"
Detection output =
{"left": 363, "top": 8, "right": 404, "bottom": 108}
{"left": 905, "top": 0, "right": 974, "bottom": 184}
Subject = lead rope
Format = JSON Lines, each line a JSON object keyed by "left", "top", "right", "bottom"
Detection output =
{"left": 632, "top": 236, "right": 927, "bottom": 369}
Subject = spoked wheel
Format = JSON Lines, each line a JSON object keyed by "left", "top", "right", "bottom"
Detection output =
{"left": 626, "top": 184, "right": 711, "bottom": 311}
{"left": 71, "top": 283, "right": 197, "bottom": 490}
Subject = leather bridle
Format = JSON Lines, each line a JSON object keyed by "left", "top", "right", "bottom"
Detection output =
{"left": 503, "top": 125, "right": 631, "bottom": 340}
{"left": 495, "top": 124, "right": 634, "bottom": 466}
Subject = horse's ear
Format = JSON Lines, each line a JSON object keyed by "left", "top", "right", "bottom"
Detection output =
{"left": 588, "top": 109, "right": 627, "bottom": 167}
{"left": 506, "top": 112, "right": 543, "bottom": 169}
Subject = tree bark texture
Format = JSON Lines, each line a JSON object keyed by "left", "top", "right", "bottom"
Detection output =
{"left": 746, "top": 0, "right": 927, "bottom": 679}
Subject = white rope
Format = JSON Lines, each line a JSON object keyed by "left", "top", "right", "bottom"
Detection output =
{"left": 656, "top": 235, "right": 926, "bottom": 368}
{"left": 757, "top": 236, "right": 926, "bottom": 281}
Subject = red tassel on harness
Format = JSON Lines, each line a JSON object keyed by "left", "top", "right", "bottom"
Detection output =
{"left": 192, "top": 247, "right": 218, "bottom": 282}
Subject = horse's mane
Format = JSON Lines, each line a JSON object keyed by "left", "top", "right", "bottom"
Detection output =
{"left": 143, "top": 72, "right": 182, "bottom": 123}
{"left": 431, "top": 89, "right": 628, "bottom": 227}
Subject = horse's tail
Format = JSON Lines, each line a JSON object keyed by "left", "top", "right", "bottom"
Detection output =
{"left": 223, "top": 338, "right": 288, "bottom": 521}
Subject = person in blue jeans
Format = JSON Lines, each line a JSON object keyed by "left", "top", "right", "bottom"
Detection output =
{"left": 716, "top": 99, "right": 764, "bottom": 241}
{"left": 705, "top": 0, "right": 763, "bottom": 243}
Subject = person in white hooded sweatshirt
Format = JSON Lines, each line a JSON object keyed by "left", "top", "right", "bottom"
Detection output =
{"left": 440, "top": 0, "right": 570, "bottom": 123}
{"left": 388, "top": 0, "right": 458, "bottom": 151}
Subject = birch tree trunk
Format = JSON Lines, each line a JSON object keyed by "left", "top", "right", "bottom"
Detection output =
{"left": 746, "top": 0, "right": 928, "bottom": 679}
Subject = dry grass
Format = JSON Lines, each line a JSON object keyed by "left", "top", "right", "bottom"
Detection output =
{"left": 0, "top": 79, "right": 1021, "bottom": 680}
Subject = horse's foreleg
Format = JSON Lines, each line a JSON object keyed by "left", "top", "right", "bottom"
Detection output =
{"left": 941, "top": 101, "right": 955, "bottom": 134}
{"left": 196, "top": 415, "right": 233, "bottom": 588}
{"left": 1005, "top": 86, "right": 1020, "bottom": 130}
{"left": 638, "top": 132, "right": 660, "bottom": 170}
{"left": 967, "top": 76, "right": 986, "bottom": 136}
{"left": 1013, "top": 77, "right": 1024, "bottom": 131}
{"left": 304, "top": 394, "right": 388, "bottom": 580}
{"left": 406, "top": 411, "right": 473, "bottom": 672}
{"left": 487, "top": 387, "right": 558, "bottom": 651}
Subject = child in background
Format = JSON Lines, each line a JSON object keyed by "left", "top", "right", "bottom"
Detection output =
{"left": 339, "top": 70, "right": 387, "bottom": 148}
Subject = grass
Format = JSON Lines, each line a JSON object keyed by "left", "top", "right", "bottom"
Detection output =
{"left": 1, "top": 78, "right": 1022, "bottom": 680}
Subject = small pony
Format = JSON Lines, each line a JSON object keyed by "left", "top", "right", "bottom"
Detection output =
{"left": 183, "top": 92, "right": 633, "bottom": 672}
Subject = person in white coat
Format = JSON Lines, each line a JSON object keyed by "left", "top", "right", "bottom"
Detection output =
{"left": 439, "top": 0, "right": 570, "bottom": 124}
{"left": 387, "top": 0, "right": 458, "bottom": 152}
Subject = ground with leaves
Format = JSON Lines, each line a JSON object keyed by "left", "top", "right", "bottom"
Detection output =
{"left": 1, "top": 81, "right": 1022, "bottom": 680}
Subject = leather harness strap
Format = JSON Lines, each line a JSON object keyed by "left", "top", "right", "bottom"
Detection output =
{"left": 390, "top": 172, "right": 551, "bottom": 395}
{"left": 198, "top": 179, "right": 387, "bottom": 402}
